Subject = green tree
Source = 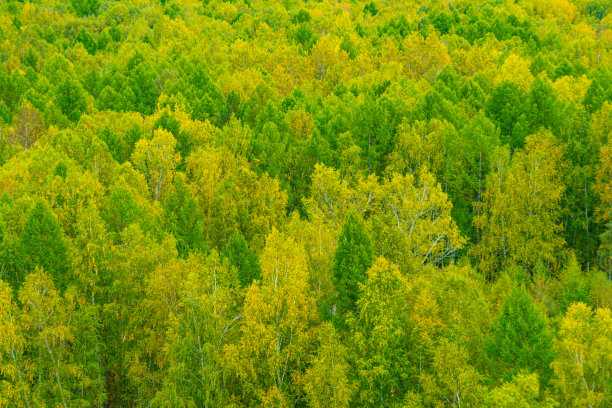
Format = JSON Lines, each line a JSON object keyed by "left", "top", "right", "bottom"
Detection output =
{"left": 128, "top": 63, "right": 159, "bottom": 115}
{"left": 70, "top": 303, "right": 106, "bottom": 407}
{"left": 71, "top": 0, "right": 100, "bottom": 17}
{"left": 332, "top": 211, "right": 373, "bottom": 317}
{"left": 486, "top": 81, "right": 530, "bottom": 149}
{"left": 222, "top": 230, "right": 261, "bottom": 287}
{"left": 484, "top": 286, "right": 555, "bottom": 385}
{"left": 557, "top": 254, "right": 591, "bottom": 313}
{"left": 55, "top": 78, "right": 87, "bottom": 122}
{"left": 18, "top": 201, "right": 70, "bottom": 289}
{"left": 163, "top": 174, "right": 205, "bottom": 257}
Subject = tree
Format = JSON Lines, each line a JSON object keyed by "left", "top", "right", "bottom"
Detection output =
{"left": 473, "top": 132, "right": 565, "bottom": 277}
{"left": 186, "top": 146, "right": 287, "bottom": 250}
{"left": 496, "top": 54, "right": 534, "bottom": 92}
{"left": 446, "top": 114, "right": 499, "bottom": 239}
{"left": 11, "top": 100, "right": 44, "bottom": 151}
{"left": 486, "top": 81, "right": 530, "bottom": 149}
{"left": 222, "top": 230, "right": 261, "bottom": 287}
{"left": 484, "top": 286, "right": 555, "bottom": 385}
{"left": 151, "top": 253, "right": 240, "bottom": 408}
{"left": 102, "top": 226, "right": 177, "bottom": 406}
{"left": 350, "top": 257, "right": 415, "bottom": 407}
{"left": 127, "top": 62, "right": 159, "bottom": 115}
{"left": 402, "top": 32, "right": 450, "bottom": 82}
{"left": 485, "top": 373, "right": 555, "bottom": 408}
{"left": 552, "top": 303, "right": 612, "bottom": 408}
{"left": 387, "top": 119, "right": 449, "bottom": 177}
{"left": 529, "top": 77, "right": 561, "bottom": 133}
{"left": 101, "top": 186, "right": 148, "bottom": 239}
{"left": 132, "top": 129, "right": 180, "bottom": 201}
{"left": 374, "top": 170, "right": 466, "bottom": 273}
{"left": 153, "top": 110, "right": 193, "bottom": 168}
{"left": 303, "top": 323, "right": 353, "bottom": 408}
{"left": 0, "top": 279, "right": 31, "bottom": 407}
{"left": 557, "top": 254, "right": 591, "bottom": 313}
{"left": 55, "top": 78, "right": 87, "bottom": 122}
{"left": 71, "top": 0, "right": 100, "bottom": 17}
{"left": 352, "top": 94, "right": 393, "bottom": 175}
{"left": 304, "top": 163, "right": 379, "bottom": 229}
{"left": 18, "top": 201, "right": 70, "bottom": 289}
{"left": 163, "top": 174, "right": 205, "bottom": 256}
{"left": 594, "top": 141, "right": 612, "bottom": 278}
{"left": 332, "top": 211, "right": 373, "bottom": 317}
{"left": 70, "top": 302, "right": 107, "bottom": 407}
{"left": 420, "top": 340, "right": 486, "bottom": 408}
{"left": 18, "top": 269, "right": 75, "bottom": 408}
{"left": 424, "top": 264, "right": 491, "bottom": 364}
{"left": 72, "top": 204, "right": 109, "bottom": 305}
{"left": 224, "top": 230, "right": 317, "bottom": 405}
{"left": 310, "top": 35, "right": 348, "bottom": 92}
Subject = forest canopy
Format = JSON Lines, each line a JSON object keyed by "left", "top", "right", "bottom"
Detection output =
{"left": 0, "top": 0, "right": 611, "bottom": 407}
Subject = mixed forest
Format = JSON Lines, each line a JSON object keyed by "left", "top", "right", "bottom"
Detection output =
{"left": 0, "top": 0, "right": 611, "bottom": 407}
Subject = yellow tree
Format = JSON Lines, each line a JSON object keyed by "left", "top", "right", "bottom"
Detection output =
{"left": 473, "top": 132, "right": 565, "bottom": 277}
{"left": 496, "top": 54, "right": 534, "bottom": 92}
{"left": 11, "top": 100, "right": 45, "bottom": 151}
{"left": 350, "top": 257, "right": 415, "bottom": 406}
{"left": 104, "top": 226, "right": 178, "bottom": 406}
{"left": 0, "top": 279, "right": 30, "bottom": 407}
{"left": 552, "top": 303, "right": 612, "bottom": 408}
{"left": 387, "top": 119, "right": 450, "bottom": 177}
{"left": 420, "top": 340, "right": 486, "bottom": 408}
{"left": 374, "top": 169, "right": 465, "bottom": 273}
{"left": 131, "top": 129, "right": 180, "bottom": 201}
{"left": 304, "top": 163, "right": 379, "bottom": 230}
{"left": 302, "top": 323, "right": 353, "bottom": 408}
{"left": 402, "top": 32, "right": 450, "bottom": 82}
{"left": 485, "top": 373, "right": 556, "bottom": 408}
{"left": 283, "top": 213, "right": 337, "bottom": 318}
{"left": 224, "top": 230, "right": 317, "bottom": 406}
{"left": 18, "top": 268, "right": 75, "bottom": 408}
{"left": 310, "top": 35, "right": 349, "bottom": 93}
{"left": 187, "top": 146, "right": 287, "bottom": 250}
{"left": 149, "top": 252, "right": 240, "bottom": 407}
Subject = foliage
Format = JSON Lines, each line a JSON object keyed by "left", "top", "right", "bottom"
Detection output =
{"left": 0, "top": 0, "right": 610, "bottom": 406}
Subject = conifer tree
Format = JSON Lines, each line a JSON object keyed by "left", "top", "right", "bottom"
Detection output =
{"left": 163, "top": 174, "right": 205, "bottom": 257}
{"left": 18, "top": 201, "right": 70, "bottom": 289}
{"left": 222, "top": 230, "right": 261, "bottom": 287}
{"left": 332, "top": 211, "right": 373, "bottom": 316}
{"left": 484, "top": 286, "right": 555, "bottom": 385}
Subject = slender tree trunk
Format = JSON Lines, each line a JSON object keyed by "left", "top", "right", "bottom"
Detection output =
{"left": 584, "top": 180, "right": 590, "bottom": 271}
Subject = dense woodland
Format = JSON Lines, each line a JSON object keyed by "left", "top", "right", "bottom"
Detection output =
{"left": 0, "top": 0, "right": 611, "bottom": 407}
